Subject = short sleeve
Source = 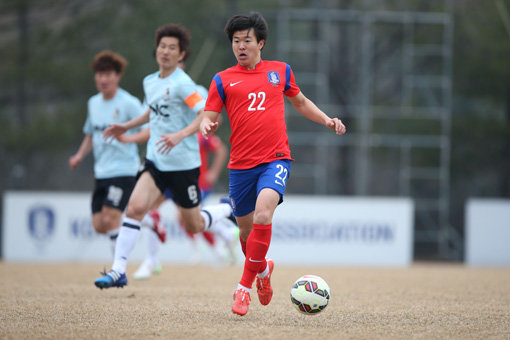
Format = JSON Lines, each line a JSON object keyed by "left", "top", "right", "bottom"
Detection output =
{"left": 82, "top": 104, "right": 93, "bottom": 135}
{"left": 204, "top": 74, "right": 225, "bottom": 113}
{"left": 126, "top": 96, "right": 145, "bottom": 132}
{"left": 179, "top": 82, "right": 205, "bottom": 114}
{"left": 283, "top": 64, "right": 300, "bottom": 97}
{"left": 196, "top": 84, "right": 209, "bottom": 100}
{"left": 141, "top": 97, "right": 150, "bottom": 112}
{"left": 127, "top": 96, "right": 143, "bottom": 120}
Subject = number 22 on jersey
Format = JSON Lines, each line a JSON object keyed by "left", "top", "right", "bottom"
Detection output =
{"left": 248, "top": 92, "right": 266, "bottom": 111}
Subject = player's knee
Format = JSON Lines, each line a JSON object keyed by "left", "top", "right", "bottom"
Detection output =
{"left": 92, "top": 221, "right": 108, "bottom": 234}
{"left": 101, "top": 214, "right": 119, "bottom": 231}
{"left": 253, "top": 209, "right": 272, "bottom": 225}
{"left": 125, "top": 202, "right": 147, "bottom": 220}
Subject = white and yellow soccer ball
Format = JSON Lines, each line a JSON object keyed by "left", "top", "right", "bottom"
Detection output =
{"left": 290, "top": 275, "right": 330, "bottom": 315}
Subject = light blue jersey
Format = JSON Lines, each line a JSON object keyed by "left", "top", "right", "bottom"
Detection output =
{"left": 196, "top": 84, "right": 209, "bottom": 100}
{"left": 83, "top": 88, "right": 143, "bottom": 179}
{"left": 143, "top": 68, "right": 205, "bottom": 171}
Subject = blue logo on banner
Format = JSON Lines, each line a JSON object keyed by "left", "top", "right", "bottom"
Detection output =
{"left": 267, "top": 71, "right": 280, "bottom": 85}
{"left": 71, "top": 218, "right": 95, "bottom": 239}
{"left": 28, "top": 206, "right": 55, "bottom": 241}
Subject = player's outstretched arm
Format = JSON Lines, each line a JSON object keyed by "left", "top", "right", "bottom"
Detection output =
{"left": 117, "top": 128, "right": 150, "bottom": 144}
{"left": 288, "top": 92, "right": 346, "bottom": 135}
{"left": 199, "top": 110, "right": 220, "bottom": 139}
{"left": 69, "top": 135, "right": 92, "bottom": 170}
{"left": 103, "top": 109, "right": 151, "bottom": 142}
{"left": 155, "top": 108, "right": 209, "bottom": 154}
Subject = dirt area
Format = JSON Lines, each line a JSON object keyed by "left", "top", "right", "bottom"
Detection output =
{"left": 0, "top": 262, "right": 509, "bottom": 339}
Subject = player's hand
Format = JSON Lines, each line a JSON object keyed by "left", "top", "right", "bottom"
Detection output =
{"left": 326, "top": 118, "right": 346, "bottom": 135}
{"left": 200, "top": 121, "right": 218, "bottom": 139}
{"left": 155, "top": 133, "right": 184, "bottom": 154}
{"left": 103, "top": 124, "right": 127, "bottom": 142}
{"left": 68, "top": 155, "right": 81, "bottom": 170}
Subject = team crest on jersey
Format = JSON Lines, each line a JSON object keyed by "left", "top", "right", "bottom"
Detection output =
{"left": 267, "top": 71, "right": 280, "bottom": 85}
{"left": 113, "top": 108, "right": 120, "bottom": 120}
{"left": 163, "top": 88, "right": 170, "bottom": 101}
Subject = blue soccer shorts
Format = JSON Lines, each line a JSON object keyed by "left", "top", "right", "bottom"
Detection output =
{"left": 228, "top": 159, "right": 291, "bottom": 217}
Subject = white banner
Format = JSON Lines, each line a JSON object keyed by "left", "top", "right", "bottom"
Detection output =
{"left": 269, "top": 196, "right": 413, "bottom": 266}
{"left": 2, "top": 191, "right": 204, "bottom": 263}
{"left": 466, "top": 199, "right": 510, "bottom": 266}
{"left": 2, "top": 191, "right": 413, "bottom": 266}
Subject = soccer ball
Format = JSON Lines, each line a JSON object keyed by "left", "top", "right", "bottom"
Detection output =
{"left": 290, "top": 275, "right": 330, "bottom": 315}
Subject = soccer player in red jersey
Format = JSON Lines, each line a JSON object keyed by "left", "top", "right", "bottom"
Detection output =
{"left": 200, "top": 12, "right": 346, "bottom": 316}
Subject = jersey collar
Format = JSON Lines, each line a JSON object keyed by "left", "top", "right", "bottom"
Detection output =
{"left": 235, "top": 59, "right": 264, "bottom": 71}
{"left": 101, "top": 87, "right": 120, "bottom": 101}
{"left": 158, "top": 67, "right": 180, "bottom": 79}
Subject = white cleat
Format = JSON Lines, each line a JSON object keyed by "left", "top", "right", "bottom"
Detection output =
{"left": 133, "top": 259, "right": 162, "bottom": 280}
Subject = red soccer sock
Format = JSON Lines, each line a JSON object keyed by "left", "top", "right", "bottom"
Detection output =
{"left": 183, "top": 227, "right": 195, "bottom": 239}
{"left": 240, "top": 235, "right": 247, "bottom": 256}
{"left": 202, "top": 231, "right": 215, "bottom": 246}
{"left": 178, "top": 219, "right": 196, "bottom": 239}
{"left": 239, "top": 223, "right": 272, "bottom": 288}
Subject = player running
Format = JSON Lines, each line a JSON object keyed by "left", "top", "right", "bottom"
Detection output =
{"left": 94, "top": 23, "right": 235, "bottom": 289}
{"left": 126, "top": 130, "right": 237, "bottom": 279}
{"left": 200, "top": 13, "right": 346, "bottom": 315}
{"left": 69, "top": 50, "right": 165, "bottom": 254}
{"left": 117, "top": 63, "right": 237, "bottom": 279}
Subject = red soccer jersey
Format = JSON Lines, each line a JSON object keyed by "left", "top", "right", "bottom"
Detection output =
{"left": 205, "top": 60, "right": 300, "bottom": 169}
{"left": 198, "top": 133, "right": 222, "bottom": 190}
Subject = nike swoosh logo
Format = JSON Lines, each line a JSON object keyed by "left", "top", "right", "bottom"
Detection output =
{"left": 230, "top": 81, "right": 243, "bottom": 87}
{"left": 248, "top": 257, "right": 264, "bottom": 262}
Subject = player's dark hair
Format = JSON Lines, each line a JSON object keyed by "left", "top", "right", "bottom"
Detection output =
{"left": 224, "top": 12, "right": 268, "bottom": 44}
{"left": 154, "top": 23, "right": 191, "bottom": 61}
{"left": 91, "top": 50, "right": 127, "bottom": 74}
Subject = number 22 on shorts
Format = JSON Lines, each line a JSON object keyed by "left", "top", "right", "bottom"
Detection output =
{"left": 274, "top": 164, "right": 288, "bottom": 186}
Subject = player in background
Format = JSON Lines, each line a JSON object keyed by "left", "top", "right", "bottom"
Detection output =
{"left": 69, "top": 50, "right": 165, "bottom": 254}
{"left": 178, "top": 62, "right": 237, "bottom": 266}
{"left": 124, "top": 126, "right": 237, "bottom": 279}
{"left": 94, "top": 23, "right": 236, "bottom": 289}
{"left": 200, "top": 13, "right": 346, "bottom": 315}
{"left": 118, "top": 61, "right": 237, "bottom": 279}
{"left": 188, "top": 129, "right": 238, "bottom": 265}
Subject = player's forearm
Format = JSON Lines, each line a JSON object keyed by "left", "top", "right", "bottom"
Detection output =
{"left": 179, "top": 109, "right": 204, "bottom": 139}
{"left": 122, "top": 128, "right": 150, "bottom": 144}
{"left": 200, "top": 110, "right": 219, "bottom": 125}
{"left": 293, "top": 97, "right": 331, "bottom": 126}
{"left": 124, "top": 109, "right": 150, "bottom": 130}
{"left": 76, "top": 135, "right": 93, "bottom": 158}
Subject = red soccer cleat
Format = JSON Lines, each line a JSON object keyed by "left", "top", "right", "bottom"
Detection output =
{"left": 256, "top": 258, "right": 274, "bottom": 306}
{"left": 149, "top": 209, "right": 166, "bottom": 243}
{"left": 232, "top": 288, "right": 251, "bottom": 316}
